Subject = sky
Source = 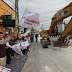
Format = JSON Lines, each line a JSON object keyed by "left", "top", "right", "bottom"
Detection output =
{"left": 3, "top": 0, "right": 72, "bottom": 30}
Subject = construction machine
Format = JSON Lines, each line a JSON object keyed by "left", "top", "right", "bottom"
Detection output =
{"left": 53, "top": 18, "right": 72, "bottom": 47}
{"left": 40, "top": 2, "right": 72, "bottom": 47}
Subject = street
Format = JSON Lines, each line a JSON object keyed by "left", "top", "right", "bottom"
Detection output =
{"left": 21, "top": 36, "right": 72, "bottom": 72}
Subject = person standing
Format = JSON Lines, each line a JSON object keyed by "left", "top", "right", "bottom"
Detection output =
{"left": 4, "top": 34, "right": 11, "bottom": 64}
{"left": 0, "top": 32, "right": 11, "bottom": 67}
{"left": 9, "top": 36, "right": 16, "bottom": 59}
{"left": 31, "top": 32, "right": 34, "bottom": 42}
{"left": 21, "top": 37, "right": 25, "bottom": 54}
{"left": 35, "top": 33, "right": 38, "bottom": 42}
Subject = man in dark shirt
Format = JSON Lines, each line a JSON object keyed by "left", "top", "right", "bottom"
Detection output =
{"left": 0, "top": 32, "right": 11, "bottom": 67}
{"left": 9, "top": 36, "right": 16, "bottom": 58}
{"left": 35, "top": 33, "right": 38, "bottom": 42}
{"left": 5, "top": 34, "right": 11, "bottom": 64}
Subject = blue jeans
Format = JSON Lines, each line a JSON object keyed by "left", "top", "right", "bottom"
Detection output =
{"left": 25, "top": 49, "right": 28, "bottom": 55}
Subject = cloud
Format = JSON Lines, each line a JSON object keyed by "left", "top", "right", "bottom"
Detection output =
{"left": 3, "top": 0, "right": 71, "bottom": 30}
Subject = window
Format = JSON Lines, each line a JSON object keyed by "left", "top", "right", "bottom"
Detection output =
{"left": 60, "top": 12, "right": 64, "bottom": 17}
{"left": 64, "top": 11, "right": 68, "bottom": 15}
{"left": 60, "top": 11, "right": 69, "bottom": 17}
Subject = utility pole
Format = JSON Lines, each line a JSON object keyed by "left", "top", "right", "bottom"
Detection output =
{"left": 15, "top": 0, "right": 17, "bottom": 39}
{"left": 17, "top": 0, "right": 20, "bottom": 36}
{"left": 15, "top": 0, "right": 19, "bottom": 39}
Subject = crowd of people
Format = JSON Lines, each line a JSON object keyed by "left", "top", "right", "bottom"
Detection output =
{"left": 0, "top": 32, "right": 31, "bottom": 67}
{"left": 0, "top": 30, "right": 39, "bottom": 68}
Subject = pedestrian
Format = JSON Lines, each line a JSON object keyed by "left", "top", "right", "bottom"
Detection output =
{"left": 28, "top": 33, "right": 31, "bottom": 43}
{"left": 21, "top": 37, "right": 26, "bottom": 55}
{"left": 25, "top": 35, "right": 30, "bottom": 52}
{"left": 35, "top": 33, "right": 38, "bottom": 42}
{"left": 31, "top": 32, "right": 34, "bottom": 42}
{"left": 4, "top": 34, "right": 11, "bottom": 64}
{"left": 0, "top": 32, "right": 11, "bottom": 67}
{"left": 26, "top": 35, "right": 30, "bottom": 43}
{"left": 9, "top": 36, "right": 16, "bottom": 59}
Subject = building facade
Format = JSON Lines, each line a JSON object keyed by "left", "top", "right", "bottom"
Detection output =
{"left": 0, "top": 0, "right": 15, "bottom": 34}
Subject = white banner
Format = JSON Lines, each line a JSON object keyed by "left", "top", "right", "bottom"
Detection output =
{"left": 21, "top": 41, "right": 30, "bottom": 50}
{"left": 11, "top": 43, "right": 23, "bottom": 56}
{"left": 0, "top": 66, "right": 11, "bottom": 72}
{"left": 19, "top": 9, "right": 40, "bottom": 28}
{"left": 6, "top": 43, "right": 23, "bottom": 56}
{"left": 21, "top": 30, "right": 30, "bottom": 37}
{"left": 6, "top": 41, "right": 30, "bottom": 55}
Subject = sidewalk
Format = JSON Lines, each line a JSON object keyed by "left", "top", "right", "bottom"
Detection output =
{"left": 6, "top": 54, "right": 28, "bottom": 72}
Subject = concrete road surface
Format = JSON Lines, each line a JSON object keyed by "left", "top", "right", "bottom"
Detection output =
{"left": 21, "top": 36, "right": 72, "bottom": 72}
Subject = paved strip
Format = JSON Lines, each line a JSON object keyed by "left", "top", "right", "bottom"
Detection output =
{"left": 21, "top": 39, "right": 72, "bottom": 72}
{"left": 6, "top": 54, "right": 28, "bottom": 72}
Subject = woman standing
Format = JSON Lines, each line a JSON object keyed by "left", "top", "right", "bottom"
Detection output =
{"left": 9, "top": 36, "right": 16, "bottom": 58}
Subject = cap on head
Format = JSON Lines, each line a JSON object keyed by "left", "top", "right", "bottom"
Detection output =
{"left": 5, "top": 32, "right": 9, "bottom": 34}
